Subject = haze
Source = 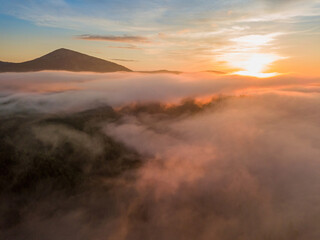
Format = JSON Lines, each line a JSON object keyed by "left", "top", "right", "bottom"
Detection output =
{"left": 0, "top": 1, "right": 320, "bottom": 239}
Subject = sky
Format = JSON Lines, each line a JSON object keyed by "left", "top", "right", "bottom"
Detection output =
{"left": 0, "top": 0, "right": 319, "bottom": 76}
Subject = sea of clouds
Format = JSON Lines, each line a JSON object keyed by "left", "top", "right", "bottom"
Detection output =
{"left": 1, "top": 71, "right": 320, "bottom": 239}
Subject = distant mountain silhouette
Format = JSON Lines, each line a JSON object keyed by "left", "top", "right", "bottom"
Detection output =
{"left": 136, "top": 70, "right": 182, "bottom": 74}
{"left": 0, "top": 48, "right": 131, "bottom": 73}
{"left": 202, "top": 70, "right": 226, "bottom": 74}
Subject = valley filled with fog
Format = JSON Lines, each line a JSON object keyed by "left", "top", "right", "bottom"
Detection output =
{"left": 1, "top": 72, "right": 320, "bottom": 239}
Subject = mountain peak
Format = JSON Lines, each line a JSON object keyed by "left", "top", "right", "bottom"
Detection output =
{"left": 56, "top": 48, "right": 69, "bottom": 51}
{"left": 49, "top": 48, "right": 79, "bottom": 54}
{"left": 0, "top": 48, "right": 131, "bottom": 73}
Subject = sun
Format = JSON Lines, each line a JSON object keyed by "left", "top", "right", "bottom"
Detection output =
{"left": 216, "top": 33, "right": 285, "bottom": 78}
{"left": 234, "top": 53, "right": 280, "bottom": 78}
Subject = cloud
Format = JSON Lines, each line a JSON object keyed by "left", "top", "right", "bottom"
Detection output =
{"left": 1, "top": 71, "right": 320, "bottom": 239}
{"left": 102, "top": 92, "right": 320, "bottom": 239}
{"left": 107, "top": 45, "right": 142, "bottom": 50}
{"left": 0, "top": 72, "right": 320, "bottom": 240}
{"left": 0, "top": 71, "right": 319, "bottom": 114}
{"left": 76, "top": 34, "right": 150, "bottom": 43}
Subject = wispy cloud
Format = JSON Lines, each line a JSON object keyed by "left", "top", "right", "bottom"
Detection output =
{"left": 107, "top": 45, "right": 143, "bottom": 50}
{"left": 76, "top": 34, "right": 150, "bottom": 43}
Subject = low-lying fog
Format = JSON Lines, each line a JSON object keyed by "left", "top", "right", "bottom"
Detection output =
{"left": 1, "top": 71, "right": 320, "bottom": 239}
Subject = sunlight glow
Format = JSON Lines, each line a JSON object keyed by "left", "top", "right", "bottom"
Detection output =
{"left": 234, "top": 71, "right": 278, "bottom": 78}
{"left": 231, "top": 34, "right": 275, "bottom": 47}
{"left": 234, "top": 53, "right": 280, "bottom": 78}
{"left": 217, "top": 33, "right": 285, "bottom": 78}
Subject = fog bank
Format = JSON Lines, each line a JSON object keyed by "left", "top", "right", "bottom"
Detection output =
{"left": 1, "top": 72, "right": 320, "bottom": 239}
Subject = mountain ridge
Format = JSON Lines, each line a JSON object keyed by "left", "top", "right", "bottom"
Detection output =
{"left": 0, "top": 48, "right": 131, "bottom": 73}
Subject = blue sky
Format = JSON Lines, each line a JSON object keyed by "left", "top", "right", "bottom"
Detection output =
{"left": 0, "top": 0, "right": 319, "bottom": 74}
